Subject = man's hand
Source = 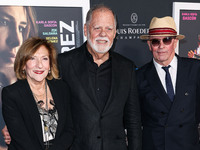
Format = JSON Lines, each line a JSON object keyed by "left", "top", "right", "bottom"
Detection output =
{"left": 2, "top": 126, "right": 11, "bottom": 145}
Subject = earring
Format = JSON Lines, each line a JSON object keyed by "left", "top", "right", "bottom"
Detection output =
{"left": 22, "top": 70, "right": 25, "bottom": 74}
{"left": 48, "top": 70, "right": 51, "bottom": 74}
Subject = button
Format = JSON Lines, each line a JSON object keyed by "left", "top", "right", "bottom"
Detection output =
{"left": 185, "top": 92, "right": 189, "bottom": 96}
{"left": 180, "top": 108, "right": 184, "bottom": 112}
{"left": 97, "top": 88, "right": 100, "bottom": 91}
{"left": 161, "top": 111, "right": 165, "bottom": 115}
{"left": 100, "top": 116, "right": 103, "bottom": 119}
{"left": 179, "top": 124, "right": 183, "bottom": 128}
{"left": 97, "top": 136, "right": 101, "bottom": 139}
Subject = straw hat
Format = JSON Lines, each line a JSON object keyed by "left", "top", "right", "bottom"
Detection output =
{"left": 140, "top": 16, "right": 185, "bottom": 40}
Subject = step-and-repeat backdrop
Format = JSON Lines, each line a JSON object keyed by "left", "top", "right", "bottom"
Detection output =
{"left": 0, "top": 0, "right": 200, "bottom": 149}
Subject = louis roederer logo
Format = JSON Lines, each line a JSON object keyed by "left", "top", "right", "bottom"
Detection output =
{"left": 131, "top": 13, "right": 138, "bottom": 24}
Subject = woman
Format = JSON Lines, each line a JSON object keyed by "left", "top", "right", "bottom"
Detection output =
{"left": 2, "top": 37, "right": 74, "bottom": 150}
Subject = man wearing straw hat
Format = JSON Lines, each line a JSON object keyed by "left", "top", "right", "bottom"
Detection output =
{"left": 137, "top": 16, "right": 200, "bottom": 150}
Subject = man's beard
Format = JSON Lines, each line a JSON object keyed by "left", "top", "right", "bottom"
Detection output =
{"left": 87, "top": 32, "right": 113, "bottom": 54}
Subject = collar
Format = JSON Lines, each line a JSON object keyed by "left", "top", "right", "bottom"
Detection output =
{"left": 153, "top": 55, "right": 177, "bottom": 69}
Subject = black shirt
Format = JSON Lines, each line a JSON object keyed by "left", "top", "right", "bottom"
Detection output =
{"left": 85, "top": 49, "right": 112, "bottom": 111}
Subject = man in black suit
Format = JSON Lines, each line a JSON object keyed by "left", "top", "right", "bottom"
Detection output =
{"left": 58, "top": 4, "right": 141, "bottom": 150}
{"left": 137, "top": 16, "right": 200, "bottom": 150}
{"left": 2, "top": 4, "right": 142, "bottom": 150}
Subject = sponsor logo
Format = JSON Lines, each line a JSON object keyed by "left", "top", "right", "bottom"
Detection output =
{"left": 131, "top": 13, "right": 138, "bottom": 24}
{"left": 116, "top": 13, "right": 148, "bottom": 40}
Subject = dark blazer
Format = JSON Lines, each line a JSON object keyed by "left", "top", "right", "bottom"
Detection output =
{"left": 136, "top": 55, "right": 200, "bottom": 150}
{"left": 2, "top": 79, "right": 74, "bottom": 150}
{"left": 58, "top": 42, "right": 142, "bottom": 150}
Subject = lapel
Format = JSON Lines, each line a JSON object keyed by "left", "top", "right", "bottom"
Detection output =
{"left": 145, "top": 61, "right": 172, "bottom": 110}
{"left": 18, "top": 80, "right": 44, "bottom": 148}
{"left": 173, "top": 55, "right": 185, "bottom": 102}
{"left": 47, "top": 80, "right": 64, "bottom": 138}
{"left": 71, "top": 43, "right": 100, "bottom": 112}
{"left": 167, "top": 56, "right": 186, "bottom": 119}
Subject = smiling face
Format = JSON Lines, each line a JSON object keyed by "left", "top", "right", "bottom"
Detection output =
{"left": 0, "top": 6, "right": 27, "bottom": 68}
{"left": 24, "top": 45, "right": 50, "bottom": 84}
{"left": 147, "top": 36, "right": 178, "bottom": 66}
{"left": 84, "top": 8, "right": 116, "bottom": 54}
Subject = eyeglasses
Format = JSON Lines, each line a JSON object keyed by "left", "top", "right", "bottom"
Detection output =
{"left": 149, "top": 37, "right": 176, "bottom": 47}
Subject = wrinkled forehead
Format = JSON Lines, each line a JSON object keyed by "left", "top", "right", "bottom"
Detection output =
{"left": 89, "top": 8, "right": 115, "bottom": 24}
{"left": 90, "top": 10, "right": 115, "bottom": 25}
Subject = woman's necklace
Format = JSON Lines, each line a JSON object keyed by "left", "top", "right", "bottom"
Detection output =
{"left": 32, "top": 80, "right": 50, "bottom": 150}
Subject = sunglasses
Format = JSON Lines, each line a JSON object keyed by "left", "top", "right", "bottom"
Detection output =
{"left": 149, "top": 37, "right": 176, "bottom": 47}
